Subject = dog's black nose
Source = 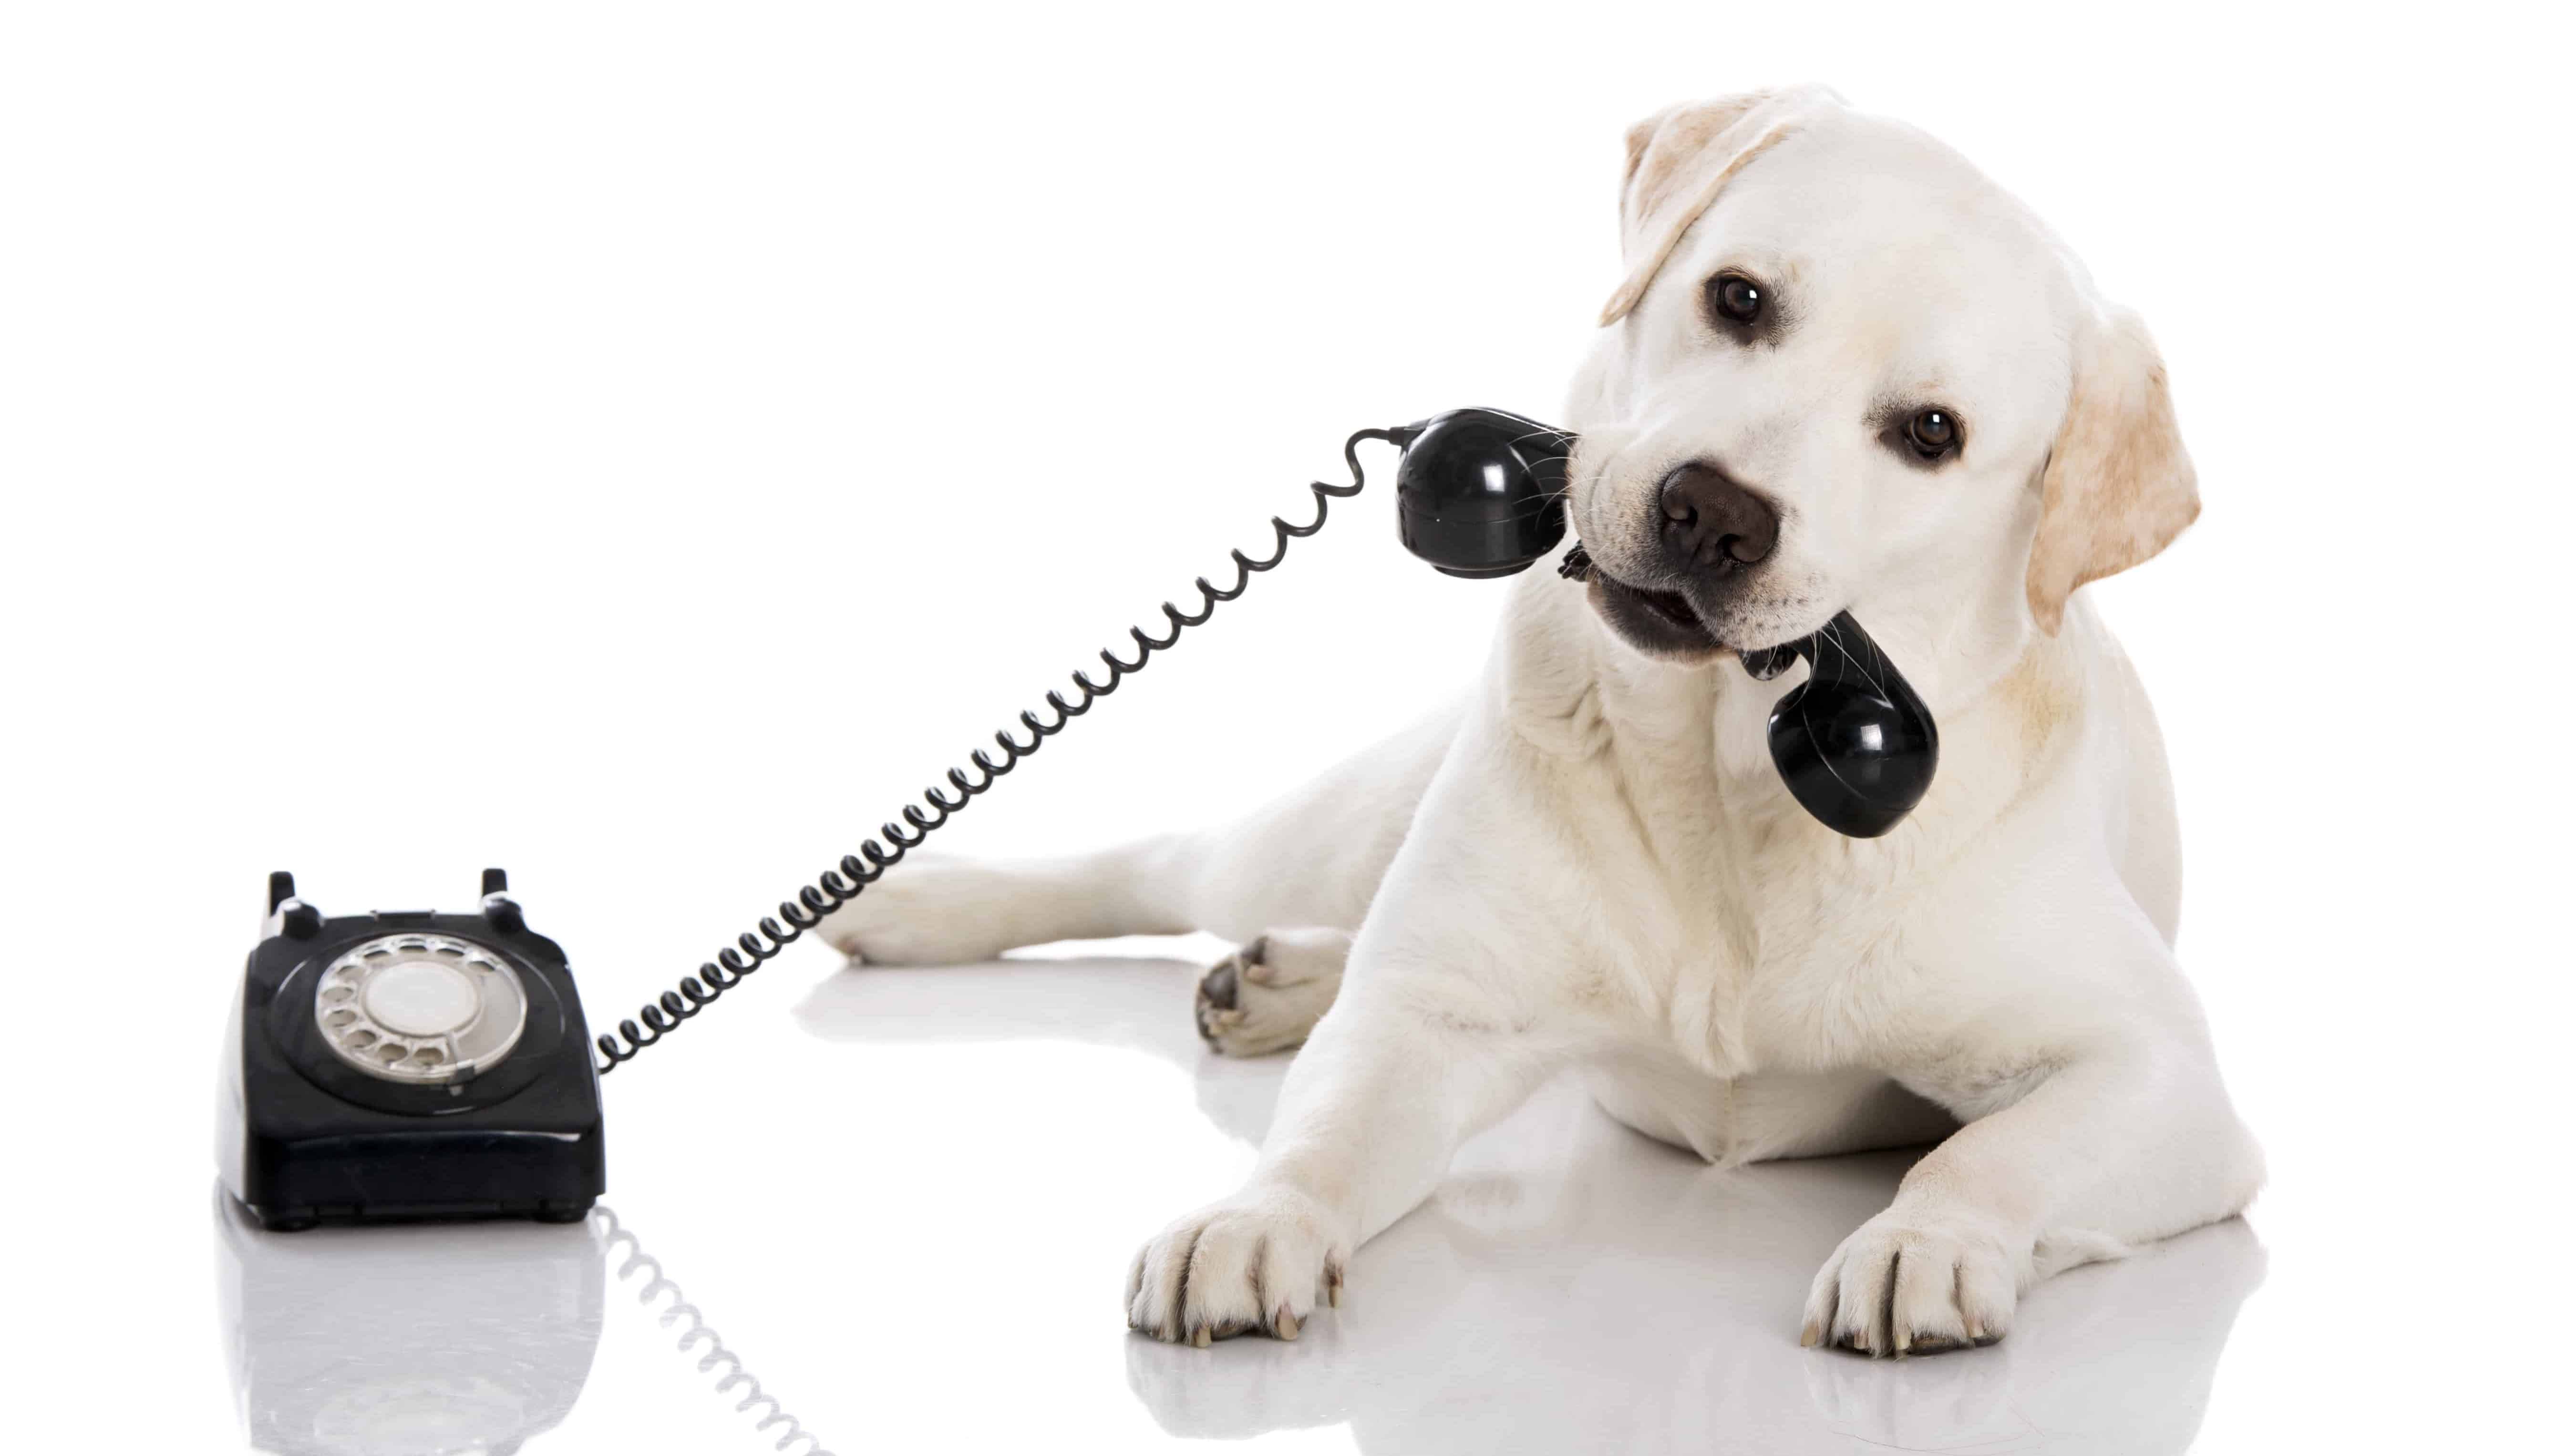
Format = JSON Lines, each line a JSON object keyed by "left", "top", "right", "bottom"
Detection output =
{"left": 1659, "top": 461, "right": 1779, "bottom": 568}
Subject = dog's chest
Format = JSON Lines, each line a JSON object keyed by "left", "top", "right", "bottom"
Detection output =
{"left": 1564, "top": 685, "right": 1931, "bottom": 1078}
{"left": 1627, "top": 809, "right": 1917, "bottom": 1080}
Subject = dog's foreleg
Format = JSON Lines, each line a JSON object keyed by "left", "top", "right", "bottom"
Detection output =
{"left": 1127, "top": 972, "right": 1562, "bottom": 1343}
{"left": 1805, "top": 913, "right": 2264, "bottom": 1356}
{"left": 1127, "top": 709, "right": 1580, "bottom": 1343}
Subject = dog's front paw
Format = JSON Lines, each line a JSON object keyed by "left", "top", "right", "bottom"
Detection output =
{"left": 1126, "top": 1186, "right": 1348, "bottom": 1345}
{"left": 1803, "top": 1210, "right": 2022, "bottom": 1357}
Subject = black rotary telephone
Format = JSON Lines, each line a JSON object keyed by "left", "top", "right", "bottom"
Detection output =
{"left": 220, "top": 869, "right": 604, "bottom": 1230}
{"left": 216, "top": 408, "right": 1936, "bottom": 1230}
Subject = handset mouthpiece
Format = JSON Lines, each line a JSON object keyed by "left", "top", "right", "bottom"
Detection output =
{"left": 1762, "top": 612, "right": 1939, "bottom": 838}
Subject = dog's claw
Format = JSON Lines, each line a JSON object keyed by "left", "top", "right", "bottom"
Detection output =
{"left": 1275, "top": 1306, "right": 1299, "bottom": 1341}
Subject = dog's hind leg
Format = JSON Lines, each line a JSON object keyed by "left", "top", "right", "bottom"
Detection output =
{"left": 816, "top": 701, "right": 1458, "bottom": 979}
{"left": 811, "top": 837, "right": 1193, "bottom": 967}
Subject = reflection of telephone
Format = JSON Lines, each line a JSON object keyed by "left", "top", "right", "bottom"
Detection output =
{"left": 215, "top": 1187, "right": 602, "bottom": 1452}
{"left": 216, "top": 409, "right": 1935, "bottom": 1227}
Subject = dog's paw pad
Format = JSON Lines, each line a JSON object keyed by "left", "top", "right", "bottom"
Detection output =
{"left": 1194, "top": 932, "right": 1344, "bottom": 1057}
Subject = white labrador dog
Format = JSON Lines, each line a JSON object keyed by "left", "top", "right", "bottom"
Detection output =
{"left": 822, "top": 85, "right": 2262, "bottom": 1357}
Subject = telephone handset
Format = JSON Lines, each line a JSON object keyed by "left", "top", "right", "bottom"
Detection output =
{"left": 1392, "top": 407, "right": 1939, "bottom": 838}
{"left": 216, "top": 407, "right": 1935, "bottom": 1229}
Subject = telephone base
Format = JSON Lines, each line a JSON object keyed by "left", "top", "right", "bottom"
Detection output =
{"left": 239, "top": 1195, "right": 598, "bottom": 1234}
{"left": 220, "top": 872, "right": 607, "bottom": 1231}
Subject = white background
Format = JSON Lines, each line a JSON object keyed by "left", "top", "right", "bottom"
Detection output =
{"left": 3, "top": 2, "right": 2559, "bottom": 1452}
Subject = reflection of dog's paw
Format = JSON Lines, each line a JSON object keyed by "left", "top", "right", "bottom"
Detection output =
{"left": 814, "top": 854, "right": 1023, "bottom": 965}
{"left": 1194, "top": 930, "right": 1348, "bottom": 1056}
{"left": 1798, "top": 1323, "right": 2021, "bottom": 1444}
{"left": 1127, "top": 1186, "right": 1348, "bottom": 1345}
{"left": 1803, "top": 1211, "right": 2022, "bottom": 1357}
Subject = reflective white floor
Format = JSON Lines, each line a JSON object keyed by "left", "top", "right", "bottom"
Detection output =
{"left": 199, "top": 952, "right": 2270, "bottom": 1456}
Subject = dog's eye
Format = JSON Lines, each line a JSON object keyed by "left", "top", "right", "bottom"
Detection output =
{"left": 1707, "top": 273, "right": 1763, "bottom": 327}
{"left": 1903, "top": 408, "right": 1960, "bottom": 460}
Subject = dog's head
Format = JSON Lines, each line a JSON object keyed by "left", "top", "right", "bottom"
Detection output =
{"left": 1567, "top": 86, "right": 2197, "bottom": 663}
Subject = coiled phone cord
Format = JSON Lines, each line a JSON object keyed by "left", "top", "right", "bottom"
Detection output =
{"left": 591, "top": 427, "right": 1401, "bottom": 1074}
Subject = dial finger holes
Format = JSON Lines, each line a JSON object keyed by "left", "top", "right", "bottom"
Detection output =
{"left": 315, "top": 933, "right": 526, "bottom": 1083}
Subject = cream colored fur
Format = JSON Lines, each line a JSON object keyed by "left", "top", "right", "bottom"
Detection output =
{"left": 820, "top": 88, "right": 2260, "bottom": 1358}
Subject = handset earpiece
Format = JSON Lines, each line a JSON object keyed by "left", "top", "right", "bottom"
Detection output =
{"left": 1757, "top": 612, "right": 1939, "bottom": 838}
{"left": 1389, "top": 407, "right": 1575, "bottom": 578}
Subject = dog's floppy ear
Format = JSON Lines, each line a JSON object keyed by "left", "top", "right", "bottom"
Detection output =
{"left": 1599, "top": 84, "right": 1842, "bottom": 326}
{"left": 2025, "top": 305, "right": 2200, "bottom": 634}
